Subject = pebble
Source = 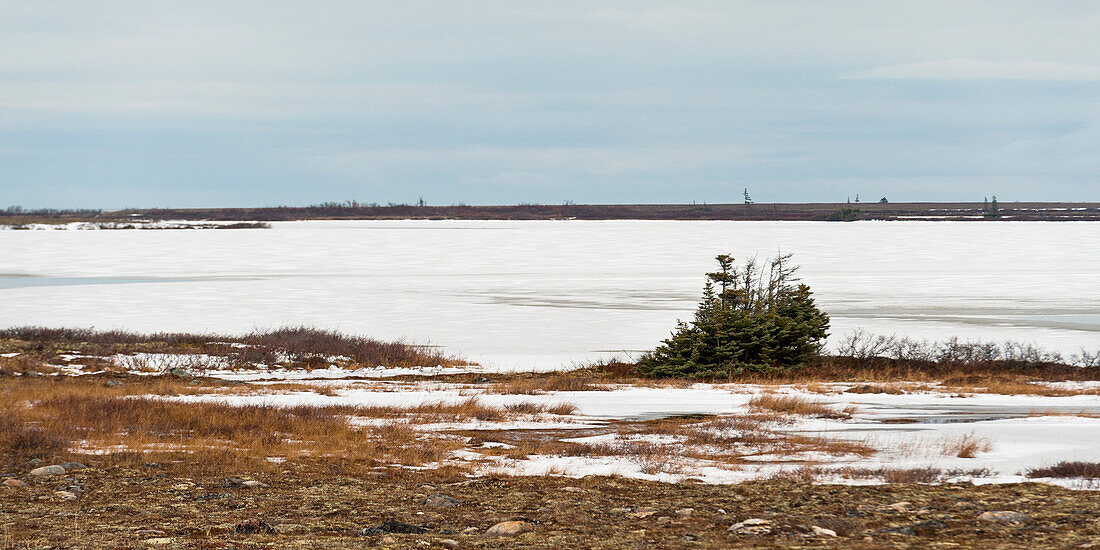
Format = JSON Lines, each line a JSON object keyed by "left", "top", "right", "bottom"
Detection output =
{"left": 29, "top": 465, "right": 66, "bottom": 477}
{"left": 462, "top": 527, "right": 480, "bottom": 534}
{"left": 420, "top": 494, "right": 461, "bottom": 508}
{"left": 106, "top": 379, "right": 124, "bottom": 387}
{"left": 728, "top": 518, "right": 772, "bottom": 535}
{"left": 675, "top": 508, "right": 694, "bottom": 518}
{"left": 59, "top": 462, "right": 86, "bottom": 471}
{"left": 360, "top": 520, "right": 427, "bottom": 535}
{"left": 562, "top": 486, "right": 586, "bottom": 493}
{"left": 233, "top": 519, "right": 277, "bottom": 535}
{"left": 55, "top": 490, "right": 79, "bottom": 501}
{"left": 887, "top": 501, "right": 913, "bottom": 512}
{"left": 241, "top": 480, "right": 269, "bottom": 488}
{"left": 437, "top": 539, "right": 460, "bottom": 549}
{"left": 143, "top": 538, "right": 173, "bottom": 545}
{"left": 977, "top": 511, "right": 1034, "bottom": 525}
{"left": 656, "top": 516, "right": 672, "bottom": 525}
{"left": 811, "top": 525, "right": 838, "bottom": 537}
{"left": 485, "top": 521, "right": 533, "bottom": 536}
{"left": 630, "top": 507, "right": 658, "bottom": 519}
{"left": 3, "top": 479, "right": 26, "bottom": 487}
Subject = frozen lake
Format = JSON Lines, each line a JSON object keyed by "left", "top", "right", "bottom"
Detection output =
{"left": 2, "top": 220, "right": 1098, "bottom": 369}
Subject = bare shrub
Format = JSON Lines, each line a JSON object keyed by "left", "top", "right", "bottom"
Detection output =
{"left": 835, "top": 329, "right": 896, "bottom": 360}
{"left": 1026, "top": 461, "right": 1100, "bottom": 479}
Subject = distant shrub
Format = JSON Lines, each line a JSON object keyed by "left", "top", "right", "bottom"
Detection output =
{"left": 826, "top": 208, "right": 861, "bottom": 221}
{"left": 636, "top": 254, "right": 829, "bottom": 378}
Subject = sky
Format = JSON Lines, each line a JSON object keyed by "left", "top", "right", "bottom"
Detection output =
{"left": 1, "top": 1, "right": 1098, "bottom": 208}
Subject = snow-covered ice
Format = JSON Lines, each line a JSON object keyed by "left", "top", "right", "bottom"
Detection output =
{"left": 2, "top": 220, "right": 1098, "bottom": 369}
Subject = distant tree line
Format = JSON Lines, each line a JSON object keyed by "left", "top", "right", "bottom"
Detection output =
{"left": 2, "top": 206, "right": 103, "bottom": 217}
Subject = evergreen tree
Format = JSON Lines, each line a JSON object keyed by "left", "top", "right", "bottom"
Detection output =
{"left": 637, "top": 254, "right": 829, "bottom": 378}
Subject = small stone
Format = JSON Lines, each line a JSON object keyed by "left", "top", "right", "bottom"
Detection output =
{"left": 913, "top": 520, "right": 946, "bottom": 535}
{"left": 728, "top": 518, "right": 772, "bottom": 535}
{"left": 374, "top": 519, "right": 424, "bottom": 532}
{"left": 106, "top": 379, "right": 124, "bottom": 387}
{"left": 143, "top": 538, "right": 173, "bottom": 545}
{"left": 437, "top": 539, "right": 460, "bottom": 549}
{"left": 421, "top": 494, "right": 461, "bottom": 508}
{"left": 233, "top": 519, "right": 277, "bottom": 535}
{"left": 485, "top": 521, "right": 533, "bottom": 536}
{"left": 562, "top": 486, "right": 586, "bottom": 493}
{"left": 876, "top": 525, "right": 916, "bottom": 536}
{"left": 3, "top": 479, "right": 26, "bottom": 487}
{"left": 609, "top": 507, "right": 632, "bottom": 514}
{"left": 630, "top": 507, "right": 658, "bottom": 519}
{"left": 472, "top": 376, "right": 495, "bottom": 384}
{"left": 59, "top": 462, "right": 86, "bottom": 471}
{"left": 462, "top": 527, "right": 480, "bottom": 534}
{"left": 241, "top": 480, "right": 269, "bottom": 488}
{"left": 676, "top": 508, "right": 694, "bottom": 518}
{"left": 811, "top": 525, "right": 838, "bottom": 537}
{"left": 977, "top": 511, "right": 1034, "bottom": 525}
{"left": 28, "top": 458, "right": 42, "bottom": 465}
{"left": 887, "top": 501, "right": 913, "bottom": 512}
{"left": 716, "top": 509, "right": 727, "bottom": 515}
{"left": 29, "top": 465, "right": 66, "bottom": 476}
{"left": 55, "top": 490, "right": 78, "bottom": 501}
{"left": 656, "top": 516, "right": 672, "bottom": 525}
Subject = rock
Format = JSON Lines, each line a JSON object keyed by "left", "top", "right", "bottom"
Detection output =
{"left": 437, "top": 539, "right": 460, "bottom": 549}
{"left": 609, "top": 507, "right": 632, "bottom": 514}
{"left": 415, "top": 483, "right": 438, "bottom": 489}
{"left": 682, "top": 534, "right": 699, "bottom": 541}
{"left": 472, "top": 376, "right": 495, "bottom": 384}
{"left": 233, "top": 519, "right": 277, "bottom": 535}
{"left": 811, "top": 525, "right": 838, "bottom": 537}
{"left": 562, "top": 486, "right": 586, "bottom": 493}
{"left": 28, "top": 458, "right": 42, "bottom": 465}
{"left": 887, "top": 501, "right": 913, "bottom": 512}
{"left": 812, "top": 517, "right": 859, "bottom": 536}
{"left": 485, "top": 521, "right": 533, "bottom": 536}
{"left": 912, "top": 520, "right": 946, "bottom": 535}
{"left": 29, "top": 465, "right": 66, "bottom": 476}
{"left": 728, "top": 518, "right": 772, "bottom": 536}
{"left": 656, "top": 516, "right": 672, "bottom": 525}
{"left": 55, "top": 490, "right": 78, "bottom": 501}
{"left": 977, "top": 511, "right": 1034, "bottom": 525}
{"left": 675, "top": 508, "right": 694, "bottom": 518}
{"left": 876, "top": 525, "right": 916, "bottom": 536}
{"left": 630, "top": 507, "right": 658, "bottom": 519}
{"left": 360, "top": 520, "right": 427, "bottom": 535}
{"left": 163, "top": 367, "right": 193, "bottom": 378}
{"left": 241, "top": 480, "right": 269, "bottom": 488}
{"left": 144, "top": 462, "right": 161, "bottom": 469}
{"left": 106, "top": 379, "right": 124, "bottom": 387}
{"left": 58, "top": 462, "right": 86, "bottom": 472}
{"left": 3, "top": 479, "right": 26, "bottom": 487}
{"left": 954, "top": 500, "right": 981, "bottom": 512}
{"left": 420, "top": 494, "right": 461, "bottom": 508}
{"left": 143, "top": 538, "right": 173, "bottom": 545}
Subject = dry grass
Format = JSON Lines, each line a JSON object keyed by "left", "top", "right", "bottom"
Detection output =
{"left": 1026, "top": 461, "right": 1100, "bottom": 479}
{"left": 0, "top": 377, "right": 584, "bottom": 476}
{"left": 0, "top": 325, "right": 464, "bottom": 373}
{"left": 748, "top": 393, "right": 856, "bottom": 419}
{"left": 845, "top": 383, "right": 907, "bottom": 395}
{"left": 940, "top": 432, "right": 993, "bottom": 458}
{"left": 485, "top": 374, "right": 602, "bottom": 394}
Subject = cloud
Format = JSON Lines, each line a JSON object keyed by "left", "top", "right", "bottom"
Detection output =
{"left": 845, "top": 59, "right": 1100, "bottom": 81}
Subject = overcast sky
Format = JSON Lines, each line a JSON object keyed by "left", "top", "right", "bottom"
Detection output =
{"left": 2, "top": 1, "right": 1098, "bottom": 208}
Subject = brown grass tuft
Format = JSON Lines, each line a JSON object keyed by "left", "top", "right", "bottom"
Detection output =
{"left": 748, "top": 393, "right": 854, "bottom": 419}
{"left": 941, "top": 432, "right": 993, "bottom": 458}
